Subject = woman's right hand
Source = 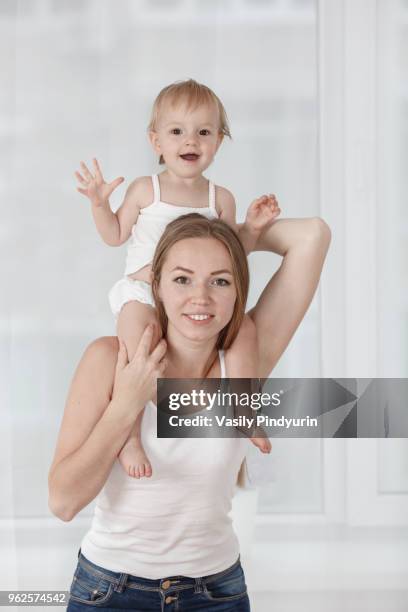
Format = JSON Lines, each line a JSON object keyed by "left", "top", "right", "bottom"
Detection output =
{"left": 75, "top": 158, "right": 124, "bottom": 207}
{"left": 111, "top": 325, "right": 167, "bottom": 415}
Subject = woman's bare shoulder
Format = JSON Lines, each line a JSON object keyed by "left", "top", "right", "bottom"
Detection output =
{"left": 80, "top": 336, "right": 119, "bottom": 378}
{"left": 86, "top": 335, "right": 119, "bottom": 360}
{"left": 77, "top": 337, "right": 119, "bottom": 389}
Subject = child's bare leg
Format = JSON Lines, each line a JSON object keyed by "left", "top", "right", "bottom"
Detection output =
{"left": 227, "top": 314, "right": 271, "bottom": 454}
{"left": 116, "top": 300, "right": 161, "bottom": 478}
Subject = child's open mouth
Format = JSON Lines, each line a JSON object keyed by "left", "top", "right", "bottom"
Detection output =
{"left": 180, "top": 154, "right": 200, "bottom": 162}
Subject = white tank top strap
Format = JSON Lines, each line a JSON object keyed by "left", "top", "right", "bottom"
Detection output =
{"left": 208, "top": 180, "right": 217, "bottom": 215}
{"left": 151, "top": 174, "right": 161, "bottom": 203}
{"left": 218, "top": 349, "right": 227, "bottom": 378}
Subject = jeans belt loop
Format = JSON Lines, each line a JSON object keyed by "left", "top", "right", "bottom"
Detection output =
{"left": 114, "top": 573, "right": 128, "bottom": 593}
{"left": 194, "top": 577, "right": 204, "bottom": 594}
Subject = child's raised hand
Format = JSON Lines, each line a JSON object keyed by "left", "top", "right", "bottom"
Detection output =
{"left": 75, "top": 158, "right": 124, "bottom": 207}
{"left": 245, "top": 194, "right": 281, "bottom": 234}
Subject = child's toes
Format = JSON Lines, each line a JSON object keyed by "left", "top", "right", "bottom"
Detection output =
{"left": 128, "top": 465, "right": 137, "bottom": 478}
{"left": 251, "top": 436, "right": 272, "bottom": 453}
{"left": 144, "top": 462, "right": 152, "bottom": 478}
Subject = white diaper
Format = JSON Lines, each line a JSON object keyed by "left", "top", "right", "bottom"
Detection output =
{"left": 109, "top": 277, "right": 155, "bottom": 319}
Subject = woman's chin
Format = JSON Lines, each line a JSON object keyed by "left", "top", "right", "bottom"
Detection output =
{"left": 172, "top": 315, "right": 223, "bottom": 342}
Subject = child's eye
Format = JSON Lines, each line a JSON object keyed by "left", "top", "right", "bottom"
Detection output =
{"left": 212, "top": 278, "right": 231, "bottom": 287}
{"left": 170, "top": 128, "right": 182, "bottom": 135}
{"left": 200, "top": 129, "right": 210, "bottom": 136}
{"left": 174, "top": 276, "right": 189, "bottom": 284}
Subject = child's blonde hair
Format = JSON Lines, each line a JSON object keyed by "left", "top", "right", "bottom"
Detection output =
{"left": 148, "top": 78, "right": 232, "bottom": 165}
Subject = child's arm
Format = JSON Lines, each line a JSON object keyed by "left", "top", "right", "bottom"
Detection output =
{"left": 216, "top": 187, "right": 280, "bottom": 254}
{"left": 75, "top": 158, "right": 142, "bottom": 247}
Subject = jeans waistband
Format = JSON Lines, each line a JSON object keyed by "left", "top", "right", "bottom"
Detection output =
{"left": 76, "top": 548, "right": 241, "bottom": 594}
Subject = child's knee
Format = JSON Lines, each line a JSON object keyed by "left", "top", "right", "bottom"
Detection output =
{"left": 117, "top": 301, "right": 160, "bottom": 354}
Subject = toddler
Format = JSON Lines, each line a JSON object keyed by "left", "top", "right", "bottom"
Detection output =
{"left": 75, "top": 79, "right": 279, "bottom": 479}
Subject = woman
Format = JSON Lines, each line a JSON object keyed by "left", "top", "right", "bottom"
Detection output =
{"left": 48, "top": 213, "right": 330, "bottom": 610}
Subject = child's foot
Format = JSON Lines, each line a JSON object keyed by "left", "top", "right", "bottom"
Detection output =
{"left": 118, "top": 438, "right": 152, "bottom": 478}
{"left": 250, "top": 434, "right": 272, "bottom": 454}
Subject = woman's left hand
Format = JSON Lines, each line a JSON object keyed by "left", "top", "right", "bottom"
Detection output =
{"left": 245, "top": 194, "right": 280, "bottom": 234}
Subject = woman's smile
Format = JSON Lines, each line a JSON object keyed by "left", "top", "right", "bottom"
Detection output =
{"left": 182, "top": 312, "right": 215, "bottom": 324}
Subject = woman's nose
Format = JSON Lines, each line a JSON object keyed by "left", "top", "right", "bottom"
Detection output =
{"left": 190, "top": 283, "right": 210, "bottom": 303}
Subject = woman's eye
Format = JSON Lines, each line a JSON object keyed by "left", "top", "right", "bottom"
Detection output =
{"left": 212, "top": 278, "right": 230, "bottom": 287}
{"left": 200, "top": 129, "right": 210, "bottom": 136}
{"left": 171, "top": 128, "right": 182, "bottom": 135}
{"left": 174, "top": 276, "right": 189, "bottom": 284}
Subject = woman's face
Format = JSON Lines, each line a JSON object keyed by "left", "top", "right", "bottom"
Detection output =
{"left": 158, "top": 237, "right": 237, "bottom": 343}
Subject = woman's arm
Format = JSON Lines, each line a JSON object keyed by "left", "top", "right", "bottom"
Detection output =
{"left": 246, "top": 217, "right": 331, "bottom": 377}
{"left": 48, "top": 329, "right": 166, "bottom": 521}
{"left": 48, "top": 338, "right": 134, "bottom": 521}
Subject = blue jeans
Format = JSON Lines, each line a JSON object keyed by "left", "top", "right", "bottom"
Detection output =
{"left": 67, "top": 548, "right": 251, "bottom": 611}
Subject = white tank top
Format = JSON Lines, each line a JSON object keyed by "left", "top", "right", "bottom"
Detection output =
{"left": 124, "top": 174, "right": 219, "bottom": 276}
{"left": 80, "top": 350, "right": 249, "bottom": 579}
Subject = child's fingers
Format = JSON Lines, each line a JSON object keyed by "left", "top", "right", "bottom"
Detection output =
{"left": 268, "top": 207, "right": 281, "bottom": 221}
{"left": 77, "top": 187, "right": 88, "bottom": 196}
{"left": 267, "top": 201, "right": 278, "bottom": 213}
{"left": 250, "top": 195, "right": 267, "bottom": 207}
{"left": 75, "top": 171, "right": 88, "bottom": 185}
{"left": 93, "top": 158, "right": 103, "bottom": 180}
{"left": 249, "top": 197, "right": 266, "bottom": 213}
{"left": 267, "top": 195, "right": 279, "bottom": 209}
{"left": 109, "top": 177, "right": 125, "bottom": 192}
{"left": 260, "top": 200, "right": 280, "bottom": 221}
{"left": 80, "top": 161, "right": 94, "bottom": 181}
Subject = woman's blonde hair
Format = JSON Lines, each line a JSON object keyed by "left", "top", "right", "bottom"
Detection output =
{"left": 148, "top": 79, "right": 232, "bottom": 165}
{"left": 151, "top": 213, "right": 248, "bottom": 350}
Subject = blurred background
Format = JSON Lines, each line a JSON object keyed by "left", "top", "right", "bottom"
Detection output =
{"left": 1, "top": 0, "right": 408, "bottom": 610}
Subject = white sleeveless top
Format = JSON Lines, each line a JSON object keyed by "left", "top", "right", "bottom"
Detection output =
{"left": 124, "top": 174, "right": 219, "bottom": 276}
{"left": 80, "top": 350, "right": 249, "bottom": 579}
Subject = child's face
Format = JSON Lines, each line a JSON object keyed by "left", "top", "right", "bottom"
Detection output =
{"left": 149, "top": 101, "right": 223, "bottom": 177}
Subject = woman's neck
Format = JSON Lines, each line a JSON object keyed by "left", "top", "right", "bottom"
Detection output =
{"left": 164, "top": 327, "right": 218, "bottom": 378}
